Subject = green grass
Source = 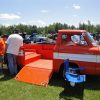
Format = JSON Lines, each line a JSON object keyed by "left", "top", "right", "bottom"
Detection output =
{"left": 0, "top": 70, "right": 100, "bottom": 100}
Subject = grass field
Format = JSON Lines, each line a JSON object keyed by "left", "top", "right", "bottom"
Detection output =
{"left": 0, "top": 69, "right": 100, "bottom": 100}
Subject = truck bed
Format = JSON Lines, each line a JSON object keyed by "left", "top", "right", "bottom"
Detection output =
{"left": 23, "top": 44, "right": 55, "bottom": 59}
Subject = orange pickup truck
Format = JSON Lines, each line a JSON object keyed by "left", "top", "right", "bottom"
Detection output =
{"left": 16, "top": 30, "right": 100, "bottom": 86}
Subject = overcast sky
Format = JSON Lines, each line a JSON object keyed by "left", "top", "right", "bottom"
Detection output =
{"left": 0, "top": 0, "right": 100, "bottom": 27}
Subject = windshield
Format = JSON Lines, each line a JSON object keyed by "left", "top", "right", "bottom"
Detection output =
{"left": 87, "top": 32, "right": 99, "bottom": 46}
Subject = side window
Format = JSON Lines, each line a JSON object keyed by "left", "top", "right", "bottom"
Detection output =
{"left": 71, "top": 34, "right": 88, "bottom": 46}
{"left": 61, "top": 34, "right": 75, "bottom": 46}
{"left": 71, "top": 35, "right": 80, "bottom": 43}
{"left": 62, "top": 34, "right": 67, "bottom": 41}
{"left": 61, "top": 33, "right": 88, "bottom": 46}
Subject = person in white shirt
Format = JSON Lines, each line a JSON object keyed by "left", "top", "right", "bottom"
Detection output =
{"left": 6, "top": 30, "right": 23, "bottom": 75}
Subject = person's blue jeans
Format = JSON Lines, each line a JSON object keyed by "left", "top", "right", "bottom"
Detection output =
{"left": 7, "top": 53, "right": 18, "bottom": 75}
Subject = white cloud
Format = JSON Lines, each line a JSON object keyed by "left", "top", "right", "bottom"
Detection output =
{"left": 2, "top": 23, "right": 11, "bottom": 27}
{"left": 41, "top": 10, "right": 48, "bottom": 13}
{"left": 73, "top": 4, "right": 80, "bottom": 10}
{"left": 20, "top": 20, "right": 47, "bottom": 27}
{"left": 0, "top": 19, "right": 47, "bottom": 27}
{"left": 0, "top": 13, "right": 21, "bottom": 20}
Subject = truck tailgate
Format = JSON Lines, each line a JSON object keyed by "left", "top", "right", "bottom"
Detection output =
{"left": 16, "top": 59, "right": 53, "bottom": 87}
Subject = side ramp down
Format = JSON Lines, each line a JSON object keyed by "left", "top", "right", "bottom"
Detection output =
{"left": 16, "top": 59, "right": 53, "bottom": 87}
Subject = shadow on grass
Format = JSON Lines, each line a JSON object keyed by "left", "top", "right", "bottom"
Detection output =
{"left": 59, "top": 83, "right": 85, "bottom": 100}
{"left": 50, "top": 73, "right": 100, "bottom": 100}
{"left": 49, "top": 73, "right": 65, "bottom": 87}
{"left": 0, "top": 68, "right": 15, "bottom": 81}
{"left": 85, "top": 75, "right": 100, "bottom": 90}
{"left": 50, "top": 73, "right": 85, "bottom": 100}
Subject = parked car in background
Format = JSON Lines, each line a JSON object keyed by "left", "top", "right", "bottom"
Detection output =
{"left": 23, "top": 33, "right": 48, "bottom": 44}
{"left": 35, "top": 35, "right": 47, "bottom": 43}
{"left": 23, "top": 35, "right": 31, "bottom": 44}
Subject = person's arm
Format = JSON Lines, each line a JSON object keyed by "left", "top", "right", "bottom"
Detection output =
{"left": 4, "top": 36, "right": 10, "bottom": 54}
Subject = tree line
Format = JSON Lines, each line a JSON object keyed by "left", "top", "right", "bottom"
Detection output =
{"left": 0, "top": 21, "right": 100, "bottom": 39}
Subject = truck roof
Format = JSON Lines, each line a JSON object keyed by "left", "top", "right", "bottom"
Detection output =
{"left": 58, "top": 30, "right": 86, "bottom": 33}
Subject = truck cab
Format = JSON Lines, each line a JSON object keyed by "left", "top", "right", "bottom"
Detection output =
{"left": 54, "top": 30, "right": 100, "bottom": 75}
